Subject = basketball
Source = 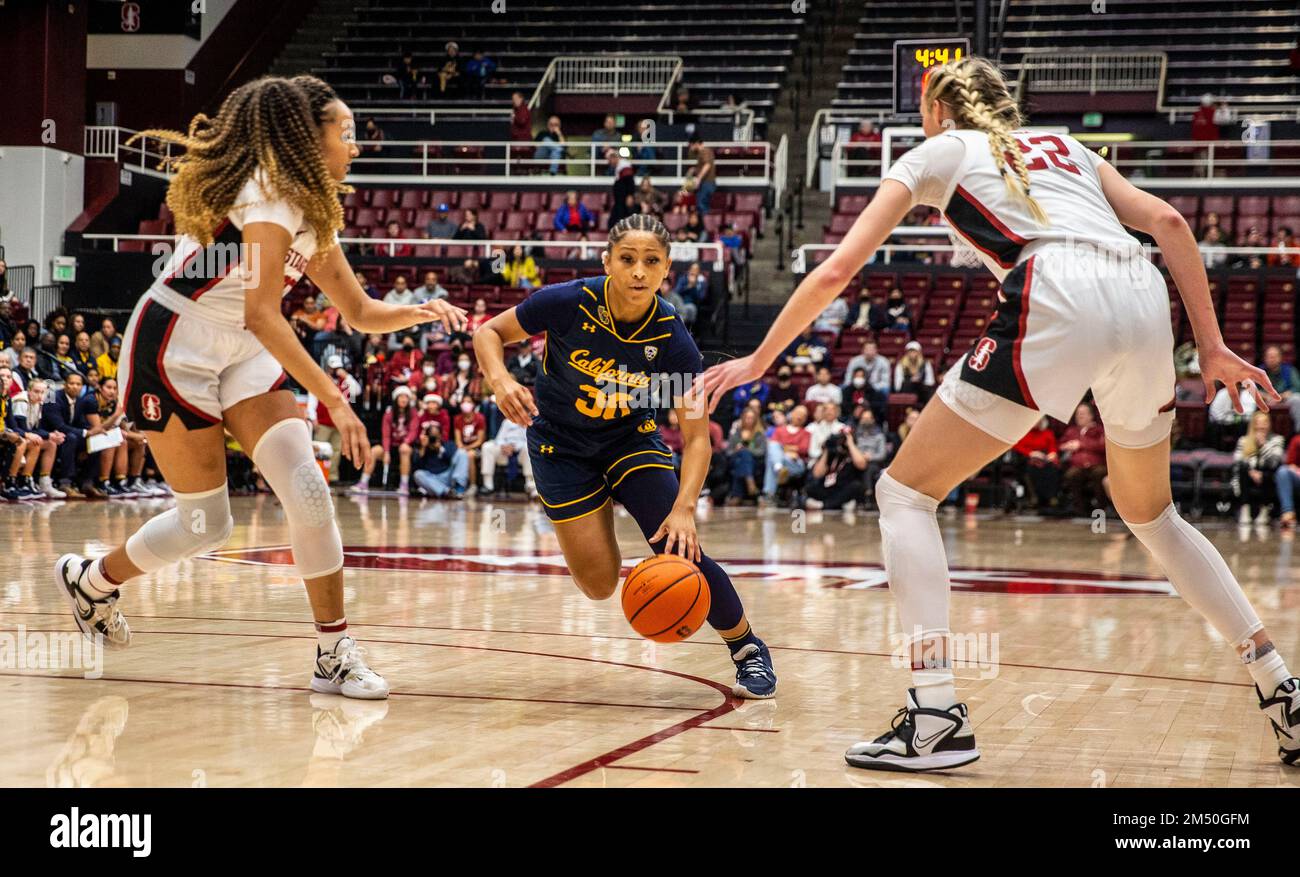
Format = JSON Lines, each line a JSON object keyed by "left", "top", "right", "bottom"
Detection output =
{"left": 621, "top": 555, "right": 711, "bottom": 642}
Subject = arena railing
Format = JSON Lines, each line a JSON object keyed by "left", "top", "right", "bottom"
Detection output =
{"left": 84, "top": 126, "right": 776, "bottom": 188}
{"left": 530, "top": 53, "right": 683, "bottom": 113}
{"left": 1017, "top": 51, "right": 1167, "bottom": 98}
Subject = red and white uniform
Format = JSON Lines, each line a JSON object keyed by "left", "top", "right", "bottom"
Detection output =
{"left": 118, "top": 170, "right": 331, "bottom": 431}
{"left": 885, "top": 129, "right": 1174, "bottom": 448}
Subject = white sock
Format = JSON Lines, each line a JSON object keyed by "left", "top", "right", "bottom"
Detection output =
{"left": 913, "top": 668, "right": 958, "bottom": 709}
{"left": 316, "top": 618, "right": 348, "bottom": 653}
{"left": 1246, "top": 649, "right": 1292, "bottom": 694}
{"left": 82, "top": 558, "right": 121, "bottom": 599}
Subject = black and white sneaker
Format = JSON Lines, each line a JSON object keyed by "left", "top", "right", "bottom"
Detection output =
{"left": 54, "top": 554, "right": 131, "bottom": 649}
{"left": 311, "top": 635, "right": 390, "bottom": 700}
{"left": 845, "top": 688, "right": 980, "bottom": 772}
{"left": 1258, "top": 678, "right": 1300, "bottom": 766}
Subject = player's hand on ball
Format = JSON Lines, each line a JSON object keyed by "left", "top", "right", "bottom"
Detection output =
{"left": 329, "top": 401, "right": 370, "bottom": 468}
{"left": 409, "top": 300, "right": 468, "bottom": 333}
{"left": 1199, "top": 342, "right": 1280, "bottom": 414}
{"left": 650, "top": 507, "right": 701, "bottom": 563}
{"left": 699, "top": 354, "right": 767, "bottom": 414}
{"left": 496, "top": 377, "right": 538, "bottom": 427}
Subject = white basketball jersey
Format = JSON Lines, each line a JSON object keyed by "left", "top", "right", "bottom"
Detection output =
{"left": 146, "top": 170, "right": 329, "bottom": 327}
{"left": 885, "top": 128, "right": 1139, "bottom": 280}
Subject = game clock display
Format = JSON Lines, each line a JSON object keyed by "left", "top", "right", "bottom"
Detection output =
{"left": 893, "top": 38, "right": 971, "bottom": 115}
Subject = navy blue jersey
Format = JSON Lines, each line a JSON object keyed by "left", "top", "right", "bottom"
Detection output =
{"left": 514, "top": 275, "right": 702, "bottom": 440}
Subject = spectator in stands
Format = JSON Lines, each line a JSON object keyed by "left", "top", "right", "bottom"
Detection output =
{"left": 467, "top": 52, "right": 498, "bottom": 101}
{"left": 660, "top": 277, "right": 695, "bottom": 327}
{"left": 1200, "top": 225, "right": 1229, "bottom": 268}
{"left": 1261, "top": 344, "right": 1300, "bottom": 431}
{"left": 35, "top": 333, "right": 64, "bottom": 380}
{"left": 846, "top": 338, "right": 891, "bottom": 397}
{"left": 1059, "top": 403, "right": 1107, "bottom": 517}
{"left": 893, "top": 341, "right": 934, "bottom": 401}
{"left": 805, "top": 366, "right": 843, "bottom": 408}
{"left": 425, "top": 203, "right": 457, "bottom": 240}
{"left": 481, "top": 415, "right": 535, "bottom": 497}
{"left": 848, "top": 289, "right": 874, "bottom": 329}
{"left": 536, "top": 116, "right": 567, "bottom": 175}
{"left": 40, "top": 370, "right": 102, "bottom": 498}
{"left": 453, "top": 397, "right": 487, "bottom": 493}
{"left": 590, "top": 114, "right": 621, "bottom": 170}
{"left": 718, "top": 223, "right": 745, "bottom": 262}
{"left": 89, "top": 317, "right": 117, "bottom": 359}
{"left": 1209, "top": 380, "right": 1256, "bottom": 447}
{"left": 355, "top": 386, "right": 419, "bottom": 494}
{"left": 847, "top": 119, "right": 883, "bottom": 177}
{"left": 883, "top": 288, "right": 913, "bottom": 332}
{"left": 454, "top": 209, "right": 487, "bottom": 241}
{"left": 1231, "top": 411, "right": 1284, "bottom": 525}
{"left": 385, "top": 334, "right": 423, "bottom": 389}
{"left": 1199, "top": 211, "right": 1226, "bottom": 240}
{"left": 672, "top": 87, "right": 693, "bottom": 115}
{"left": 354, "top": 269, "right": 381, "bottom": 300}
{"left": 1, "top": 331, "right": 26, "bottom": 378}
{"left": 509, "top": 90, "right": 532, "bottom": 167}
{"left": 290, "top": 294, "right": 328, "bottom": 348}
{"left": 506, "top": 343, "right": 539, "bottom": 387}
{"left": 673, "top": 177, "right": 698, "bottom": 215}
{"left": 764, "top": 366, "right": 799, "bottom": 418}
{"left": 851, "top": 118, "right": 882, "bottom": 145}
{"left": 687, "top": 136, "right": 717, "bottom": 214}
{"left": 813, "top": 295, "right": 849, "bottom": 333}
{"left": 782, "top": 327, "right": 827, "bottom": 374}
{"left": 1268, "top": 226, "right": 1299, "bottom": 268}
{"left": 842, "top": 366, "right": 876, "bottom": 417}
{"left": 394, "top": 51, "right": 426, "bottom": 100}
{"left": 636, "top": 176, "right": 668, "bottom": 215}
{"left": 46, "top": 310, "right": 68, "bottom": 337}
{"left": 70, "top": 313, "right": 86, "bottom": 337}
{"left": 1276, "top": 432, "right": 1300, "bottom": 529}
{"left": 414, "top": 392, "right": 451, "bottom": 441}
{"left": 607, "top": 148, "right": 638, "bottom": 227}
{"left": 1006, "top": 416, "right": 1062, "bottom": 514}
{"left": 807, "top": 401, "right": 848, "bottom": 459}
{"left": 69, "top": 331, "right": 94, "bottom": 375}
{"left": 307, "top": 355, "right": 361, "bottom": 483}
{"left": 684, "top": 210, "right": 708, "bottom": 245}
{"left": 725, "top": 407, "right": 766, "bottom": 504}
{"left": 554, "top": 191, "right": 593, "bottom": 232}
{"left": 362, "top": 118, "right": 384, "bottom": 156}
{"left": 52, "top": 333, "right": 77, "bottom": 376}
{"left": 382, "top": 220, "right": 414, "bottom": 257}
{"left": 414, "top": 270, "right": 448, "bottom": 303}
{"left": 730, "top": 377, "right": 769, "bottom": 422}
{"left": 436, "top": 42, "right": 461, "bottom": 96}
{"left": 465, "top": 298, "right": 491, "bottom": 335}
{"left": 448, "top": 258, "right": 479, "bottom": 286}
{"left": 96, "top": 335, "right": 121, "bottom": 381}
{"left": 853, "top": 408, "right": 889, "bottom": 498}
{"left": 412, "top": 421, "right": 469, "bottom": 498}
{"left": 805, "top": 428, "right": 867, "bottom": 511}
{"left": 23, "top": 320, "right": 40, "bottom": 345}
{"left": 0, "top": 260, "right": 8, "bottom": 303}
{"left": 383, "top": 275, "right": 416, "bottom": 308}
{"left": 1232, "top": 226, "right": 1267, "bottom": 269}
{"left": 634, "top": 120, "right": 658, "bottom": 176}
{"left": 1191, "top": 94, "right": 1224, "bottom": 141}
{"left": 15, "top": 348, "right": 39, "bottom": 390}
{"left": 500, "top": 245, "right": 540, "bottom": 289}
{"left": 5, "top": 377, "right": 62, "bottom": 500}
{"left": 673, "top": 262, "right": 708, "bottom": 309}
{"left": 763, "top": 403, "right": 810, "bottom": 502}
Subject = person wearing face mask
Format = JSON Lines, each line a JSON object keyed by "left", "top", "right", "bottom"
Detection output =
{"left": 385, "top": 335, "right": 423, "bottom": 390}
{"left": 883, "top": 288, "right": 913, "bottom": 332}
{"left": 765, "top": 366, "right": 799, "bottom": 418}
{"left": 409, "top": 359, "right": 438, "bottom": 391}
{"left": 438, "top": 352, "right": 482, "bottom": 407}
{"left": 308, "top": 355, "right": 362, "bottom": 483}
{"left": 843, "top": 367, "right": 874, "bottom": 420}
{"left": 454, "top": 397, "right": 487, "bottom": 495}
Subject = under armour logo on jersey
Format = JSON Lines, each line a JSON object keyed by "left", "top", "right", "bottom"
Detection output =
{"left": 581, "top": 321, "right": 596, "bottom": 333}
{"left": 643, "top": 345, "right": 658, "bottom": 360}
{"left": 637, "top": 420, "right": 656, "bottom": 434}
{"left": 968, "top": 338, "right": 998, "bottom": 372}
{"left": 539, "top": 444, "right": 554, "bottom": 454}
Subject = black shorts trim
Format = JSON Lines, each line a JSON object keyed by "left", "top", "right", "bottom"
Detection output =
{"left": 123, "top": 300, "right": 222, "bottom": 433}
{"left": 957, "top": 256, "right": 1039, "bottom": 410}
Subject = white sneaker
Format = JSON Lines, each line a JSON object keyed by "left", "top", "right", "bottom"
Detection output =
{"left": 40, "top": 477, "right": 67, "bottom": 500}
{"left": 144, "top": 479, "right": 172, "bottom": 497}
{"left": 348, "top": 480, "right": 370, "bottom": 494}
{"left": 1238, "top": 506, "right": 1253, "bottom": 526}
{"left": 311, "top": 635, "right": 389, "bottom": 700}
{"left": 54, "top": 554, "right": 131, "bottom": 649}
{"left": 1258, "top": 677, "right": 1300, "bottom": 767}
{"left": 1255, "top": 507, "right": 1271, "bottom": 527}
{"left": 845, "top": 688, "right": 980, "bottom": 772}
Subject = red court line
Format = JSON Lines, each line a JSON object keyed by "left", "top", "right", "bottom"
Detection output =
{"left": 0, "top": 611, "right": 1257, "bottom": 690}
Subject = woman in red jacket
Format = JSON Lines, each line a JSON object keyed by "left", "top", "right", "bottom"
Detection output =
{"left": 1008, "top": 415, "right": 1062, "bottom": 514}
{"left": 1059, "top": 403, "right": 1107, "bottom": 517}
{"left": 352, "top": 386, "right": 418, "bottom": 494}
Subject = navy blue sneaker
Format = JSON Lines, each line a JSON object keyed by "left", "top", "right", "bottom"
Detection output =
{"left": 731, "top": 639, "right": 777, "bottom": 699}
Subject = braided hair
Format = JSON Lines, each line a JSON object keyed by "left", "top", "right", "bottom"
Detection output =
{"left": 127, "top": 75, "right": 350, "bottom": 250}
{"left": 924, "top": 56, "right": 1049, "bottom": 226}
{"left": 608, "top": 213, "right": 670, "bottom": 253}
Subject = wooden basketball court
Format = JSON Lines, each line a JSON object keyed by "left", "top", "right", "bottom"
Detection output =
{"left": 2, "top": 495, "right": 1296, "bottom": 788}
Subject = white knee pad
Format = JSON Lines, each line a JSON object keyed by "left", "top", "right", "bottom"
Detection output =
{"left": 875, "top": 471, "right": 951, "bottom": 645}
{"left": 1124, "top": 504, "right": 1263, "bottom": 647}
{"left": 125, "top": 483, "right": 234, "bottom": 572}
{"left": 252, "top": 418, "right": 344, "bottom": 579}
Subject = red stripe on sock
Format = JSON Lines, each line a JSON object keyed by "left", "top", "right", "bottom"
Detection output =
{"left": 98, "top": 559, "right": 123, "bottom": 587}
{"left": 314, "top": 620, "right": 348, "bottom": 633}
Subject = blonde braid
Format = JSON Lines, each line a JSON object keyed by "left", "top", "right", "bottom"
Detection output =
{"left": 127, "top": 76, "right": 347, "bottom": 250}
{"left": 926, "top": 57, "right": 1050, "bottom": 226}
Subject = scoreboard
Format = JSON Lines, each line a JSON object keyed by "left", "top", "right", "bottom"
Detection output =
{"left": 892, "top": 38, "right": 971, "bottom": 115}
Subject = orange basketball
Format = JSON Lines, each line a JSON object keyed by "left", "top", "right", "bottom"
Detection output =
{"left": 621, "top": 554, "right": 711, "bottom": 643}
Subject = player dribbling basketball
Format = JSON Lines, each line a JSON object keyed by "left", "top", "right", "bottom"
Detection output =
{"left": 702, "top": 57, "right": 1299, "bottom": 769}
{"left": 475, "top": 214, "right": 777, "bottom": 697}
{"left": 54, "top": 76, "right": 466, "bottom": 699}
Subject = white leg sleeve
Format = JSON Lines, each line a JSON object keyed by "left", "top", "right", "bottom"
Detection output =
{"left": 481, "top": 441, "right": 499, "bottom": 488}
{"left": 125, "top": 483, "right": 234, "bottom": 572}
{"left": 1124, "top": 504, "right": 1263, "bottom": 647}
{"left": 251, "top": 419, "right": 344, "bottom": 579}
{"left": 875, "top": 470, "right": 951, "bottom": 647}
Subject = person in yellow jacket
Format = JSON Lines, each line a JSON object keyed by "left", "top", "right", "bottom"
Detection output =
{"left": 501, "top": 244, "right": 541, "bottom": 288}
{"left": 96, "top": 336, "right": 121, "bottom": 381}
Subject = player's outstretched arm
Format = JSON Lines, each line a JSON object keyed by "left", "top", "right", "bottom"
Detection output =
{"left": 699, "top": 181, "right": 913, "bottom": 411}
{"left": 305, "top": 244, "right": 467, "bottom": 334}
{"left": 1096, "top": 161, "right": 1279, "bottom": 413}
{"left": 474, "top": 308, "right": 538, "bottom": 427}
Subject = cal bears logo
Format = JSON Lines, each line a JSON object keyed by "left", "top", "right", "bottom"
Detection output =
{"left": 141, "top": 393, "right": 163, "bottom": 422}
{"left": 637, "top": 419, "right": 656, "bottom": 434}
{"left": 597, "top": 305, "right": 611, "bottom": 326}
{"left": 643, "top": 345, "right": 658, "bottom": 361}
{"left": 968, "top": 338, "right": 997, "bottom": 372}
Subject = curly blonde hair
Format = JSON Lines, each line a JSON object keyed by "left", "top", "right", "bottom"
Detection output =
{"left": 128, "top": 75, "right": 349, "bottom": 249}
{"left": 924, "top": 56, "right": 1049, "bottom": 226}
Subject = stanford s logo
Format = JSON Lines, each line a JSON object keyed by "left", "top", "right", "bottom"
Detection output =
{"left": 968, "top": 338, "right": 997, "bottom": 372}
{"left": 141, "top": 393, "right": 163, "bottom": 421}
{"left": 643, "top": 345, "right": 658, "bottom": 361}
